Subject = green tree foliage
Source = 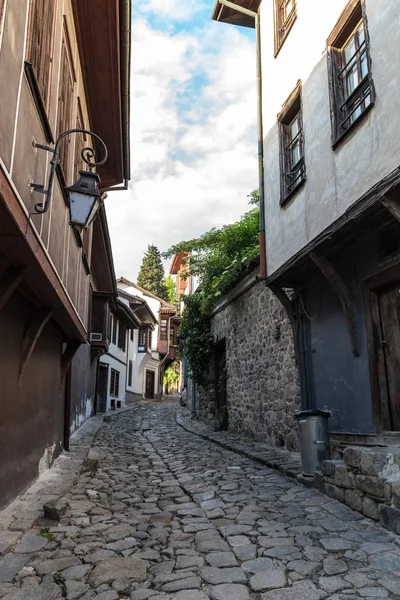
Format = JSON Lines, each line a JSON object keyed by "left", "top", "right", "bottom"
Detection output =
{"left": 165, "top": 275, "right": 177, "bottom": 304}
{"left": 137, "top": 244, "right": 168, "bottom": 301}
{"left": 179, "top": 294, "right": 214, "bottom": 386}
{"left": 164, "top": 191, "right": 260, "bottom": 314}
{"left": 165, "top": 190, "right": 260, "bottom": 385}
{"left": 163, "top": 360, "right": 180, "bottom": 387}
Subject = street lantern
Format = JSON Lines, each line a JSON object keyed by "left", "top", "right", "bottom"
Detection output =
{"left": 66, "top": 170, "right": 104, "bottom": 230}
{"left": 31, "top": 129, "right": 108, "bottom": 227}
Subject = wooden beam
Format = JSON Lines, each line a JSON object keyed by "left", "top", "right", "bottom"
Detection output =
{"left": 269, "top": 283, "right": 298, "bottom": 361}
{"left": 61, "top": 341, "right": 81, "bottom": 382}
{"left": 310, "top": 251, "right": 359, "bottom": 357}
{"left": 19, "top": 308, "right": 53, "bottom": 385}
{"left": 380, "top": 193, "right": 400, "bottom": 222}
{"left": 0, "top": 265, "right": 25, "bottom": 313}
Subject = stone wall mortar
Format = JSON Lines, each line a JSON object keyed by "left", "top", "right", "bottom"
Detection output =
{"left": 195, "top": 273, "right": 301, "bottom": 451}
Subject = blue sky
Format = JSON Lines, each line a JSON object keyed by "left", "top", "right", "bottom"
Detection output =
{"left": 106, "top": 0, "right": 258, "bottom": 279}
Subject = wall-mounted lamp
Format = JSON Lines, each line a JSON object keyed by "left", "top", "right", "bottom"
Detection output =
{"left": 31, "top": 129, "right": 108, "bottom": 230}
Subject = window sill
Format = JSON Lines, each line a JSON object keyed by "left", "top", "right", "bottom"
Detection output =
{"left": 280, "top": 176, "right": 306, "bottom": 207}
{"left": 332, "top": 101, "right": 374, "bottom": 150}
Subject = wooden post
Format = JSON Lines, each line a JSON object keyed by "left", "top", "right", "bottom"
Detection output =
{"left": 269, "top": 283, "right": 299, "bottom": 362}
{"left": 19, "top": 308, "right": 53, "bottom": 385}
{"left": 0, "top": 265, "right": 25, "bottom": 313}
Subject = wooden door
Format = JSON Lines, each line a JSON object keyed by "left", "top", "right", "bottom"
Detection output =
{"left": 378, "top": 281, "right": 400, "bottom": 431}
{"left": 145, "top": 370, "right": 155, "bottom": 399}
{"left": 97, "top": 363, "right": 109, "bottom": 413}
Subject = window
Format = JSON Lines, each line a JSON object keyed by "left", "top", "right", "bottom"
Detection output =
{"left": 112, "top": 318, "right": 117, "bottom": 345}
{"left": 170, "top": 326, "right": 176, "bottom": 346}
{"left": 26, "top": 0, "right": 55, "bottom": 108}
{"left": 138, "top": 328, "right": 147, "bottom": 352}
{"left": 57, "top": 31, "right": 75, "bottom": 182}
{"left": 110, "top": 368, "right": 120, "bottom": 397}
{"left": 278, "top": 83, "right": 305, "bottom": 204}
{"left": 327, "top": 1, "right": 374, "bottom": 146}
{"left": 118, "top": 322, "right": 127, "bottom": 351}
{"left": 274, "top": 0, "right": 297, "bottom": 55}
{"left": 128, "top": 360, "right": 133, "bottom": 387}
{"left": 130, "top": 328, "right": 134, "bottom": 342}
{"left": 148, "top": 330, "right": 152, "bottom": 350}
{"left": 160, "top": 318, "right": 168, "bottom": 341}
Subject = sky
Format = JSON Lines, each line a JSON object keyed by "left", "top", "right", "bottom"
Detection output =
{"left": 105, "top": 0, "right": 258, "bottom": 280}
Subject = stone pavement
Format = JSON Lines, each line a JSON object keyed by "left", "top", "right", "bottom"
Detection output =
{"left": 1, "top": 399, "right": 400, "bottom": 600}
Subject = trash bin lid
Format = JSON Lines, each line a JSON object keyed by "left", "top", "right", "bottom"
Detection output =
{"left": 294, "top": 409, "right": 332, "bottom": 420}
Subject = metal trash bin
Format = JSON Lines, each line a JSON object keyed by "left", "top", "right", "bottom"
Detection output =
{"left": 295, "top": 409, "right": 331, "bottom": 476}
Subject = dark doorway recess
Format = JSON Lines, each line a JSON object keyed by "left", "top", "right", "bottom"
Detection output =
{"left": 365, "top": 264, "right": 400, "bottom": 433}
{"left": 145, "top": 370, "right": 155, "bottom": 399}
{"left": 214, "top": 339, "right": 227, "bottom": 422}
{"left": 97, "top": 363, "right": 109, "bottom": 413}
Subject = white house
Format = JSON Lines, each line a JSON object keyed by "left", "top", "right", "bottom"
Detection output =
{"left": 213, "top": 0, "right": 400, "bottom": 444}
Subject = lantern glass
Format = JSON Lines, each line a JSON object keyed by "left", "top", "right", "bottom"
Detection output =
{"left": 66, "top": 170, "right": 102, "bottom": 229}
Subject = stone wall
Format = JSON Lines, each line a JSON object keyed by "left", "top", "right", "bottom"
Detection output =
{"left": 197, "top": 270, "right": 301, "bottom": 451}
{"left": 319, "top": 447, "right": 400, "bottom": 533}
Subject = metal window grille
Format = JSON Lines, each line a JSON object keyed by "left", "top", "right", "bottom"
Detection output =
{"left": 110, "top": 369, "right": 120, "bottom": 397}
{"left": 138, "top": 328, "right": 147, "bottom": 351}
{"left": 279, "top": 93, "right": 306, "bottom": 203}
{"left": 276, "top": 0, "right": 297, "bottom": 50}
{"left": 338, "top": 22, "right": 371, "bottom": 131}
{"left": 160, "top": 319, "right": 168, "bottom": 341}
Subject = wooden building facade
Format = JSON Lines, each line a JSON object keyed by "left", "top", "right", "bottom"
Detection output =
{"left": 0, "top": 0, "right": 130, "bottom": 508}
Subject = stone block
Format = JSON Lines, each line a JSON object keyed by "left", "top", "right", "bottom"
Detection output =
{"left": 335, "top": 464, "right": 353, "bottom": 489}
{"left": 343, "top": 446, "right": 362, "bottom": 468}
{"left": 391, "top": 481, "right": 400, "bottom": 509}
{"left": 43, "top": 498, "right": 68, "bottom": 522}
{"left": 325, "top": 483, "right": 345, "bottom": 503}
{"left": 362, "top": 497, "right": 380, "bottom": 520}
{"left": 355, "top": 474, "right": 384, "bottom": 499}
{"left": 345, "top": 489, "right": 363, "bottom": 513}
{"left": 84, "top": 449, "right": 99, "bottom": 472}
{"left": 312, "top": 471, "right": 326, "bottom": 494}
{"left": 360, "top": 450, "right": 390, "bottom": 477}
{"left": 379, "top": 504, "right": 400, "bottom": 535}
{"left": 322, "top": 460, "right": 342, "bottom": 477}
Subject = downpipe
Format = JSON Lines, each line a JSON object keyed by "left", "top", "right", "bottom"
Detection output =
{"left": 218, "top": 1, "right": 267, "bottom": 280}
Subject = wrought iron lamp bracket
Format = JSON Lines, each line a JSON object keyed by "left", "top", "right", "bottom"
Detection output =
{"left": 31, "top": 129, "right": 108, "bottom": 214}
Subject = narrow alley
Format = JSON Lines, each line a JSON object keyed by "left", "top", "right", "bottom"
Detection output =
{"left": 0, "top": 400, "right": 399, "bottom": 600}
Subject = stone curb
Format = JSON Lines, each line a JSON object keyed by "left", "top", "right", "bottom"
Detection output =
{"left": 0, "top": 412, "right": 107, "bottom": 555}
{"left": 175, "top": 409, "right": 304, "bottom": 482}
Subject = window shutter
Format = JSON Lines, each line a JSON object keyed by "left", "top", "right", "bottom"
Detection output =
{"left": 327, "top": 46, "right": 343, "bottom": 143}
{"left": 27, "top": 0, "right": 55, "bottom": 107}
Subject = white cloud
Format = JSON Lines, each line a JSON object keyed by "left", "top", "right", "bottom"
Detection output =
{"left": 139, "top": 0, "right": 209, "bottom": 22}
{"left": 106, "top": 12, "right": 258, "bottom": 280}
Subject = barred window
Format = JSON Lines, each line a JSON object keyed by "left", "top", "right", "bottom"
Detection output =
{"left": 118, "top": 322, "right": 127, "bottom": 351}
{"left": 274, "top": 0, "right": 297, "bottom": 55}
{"left": 327, "top": 1, "right": 374, "bottom": 146}
{"left": 160, "top": 318, "right": 168, "bottom": 342}
{"left": 26, "top": 0, "right": 55, "bottom": 108}
{"left": 278, "top": 84, "right": 305, "bottom": 204}
{"left": 112, "top": 317, "right": 117, "bottom": 346}
{"left": 138, "top": 328, "right": 147, "bottom": 352}
{"left": 110, "top": 368, "right": 120, "bottom": 397}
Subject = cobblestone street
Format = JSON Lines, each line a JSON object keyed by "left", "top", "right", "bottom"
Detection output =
{"left": 1, "top": 399, "right": 400, "bottom": 600}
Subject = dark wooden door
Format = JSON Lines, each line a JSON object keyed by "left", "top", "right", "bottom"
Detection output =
{"left": 97, "top": 364, "right": 109, "bottom": 413}
{"left": 378, "top": 281, "right": 400, "bottom": 431}
{"left": 145, "top": 370, "right": 155, "bottom": 399}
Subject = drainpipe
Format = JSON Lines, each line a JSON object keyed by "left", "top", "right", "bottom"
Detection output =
{"left": 218, "top": 0, "right": 267, "bottom": 280}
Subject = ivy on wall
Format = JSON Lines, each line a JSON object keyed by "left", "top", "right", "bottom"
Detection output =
{"left": 164, "top": 191, "right": 260, "bottom": 386}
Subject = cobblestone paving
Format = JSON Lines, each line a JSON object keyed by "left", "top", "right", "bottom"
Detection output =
{"left": 1, "top": 400, "right": 400, "bottom": 600}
